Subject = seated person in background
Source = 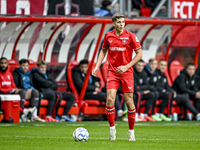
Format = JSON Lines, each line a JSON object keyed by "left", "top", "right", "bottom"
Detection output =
{"left": 0, "top": 57, "right": 34, "bottom": 122}
{"left": 134, "top": 59, "right": 156, "bottom": 121}
{"left": 158, "top": 60, "right": 200, "bottom": 121}
{"left": 172, "top": 62, "right": 200, "bottom": 118}
{"left": 94, "top": 0, "right": 112, "bottom": 17}
{"left": 72, "top": 59, "right": 126, "bottom": 119}
{"left": 195, "top": 64, "right": 200, "bottom": 90}
{"left": 144, "top": 58, "right": 172, "bottom": 121}
{"left": 13, "top": 59, "right": 45, "bottom": 122}
{"left": 32, "top": 60, "right": 75, "bottom": 122}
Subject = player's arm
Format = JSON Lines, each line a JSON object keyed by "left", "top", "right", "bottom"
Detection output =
{"left": 92, "top": 49, "right": 108, "bottom": 77}
{"left": 116, "top": 49, "right": 143, "bottom": 74}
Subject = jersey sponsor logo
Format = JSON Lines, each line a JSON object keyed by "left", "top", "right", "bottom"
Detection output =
{"left": 120, "top": 37, "right": 129, "bottom": 39}
{"left": 163, "top": 78, "right": 167, "bottom": 83}
{"left": 110, "top": 47, "right": 126, "bottom": 51}
{"left": 109, "top": 40, "right": 112, "bottom": 43}
{"left": 128, "top": 86, "right": 132, "bottom": 89}
{"left": 2, "top": 81, "right": 11, "bottom": 85}
{"left": 122, "top": 39, "right": 127, "bottom": 45}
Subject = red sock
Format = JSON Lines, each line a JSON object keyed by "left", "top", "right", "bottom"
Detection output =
{"left": 128, "top": 108, "right": 136, "bottom": 130}
{"left": 106, "top": 106, "right": 115, "bottom": 127}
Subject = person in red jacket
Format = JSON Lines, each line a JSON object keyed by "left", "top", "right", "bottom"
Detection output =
{"left": 0, "top": 57, "right": 34, "bottom": 122}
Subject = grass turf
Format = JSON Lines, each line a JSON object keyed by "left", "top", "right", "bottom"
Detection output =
{"left": 0, "top": 121, "right": 200, "bottom": 150}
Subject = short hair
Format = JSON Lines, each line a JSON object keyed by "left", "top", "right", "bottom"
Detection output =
{"left": 19, "top": 58, "right": 29, "bottom": 65}
{"left": 159, "top": 59, "right": 167, "bottom": 63}
{"left": 112, "top": 13, "right": 125, "bottom": 23}
{"left": 185, "top": 62, "right": 195, "bottom": 69}
{"left": 148, "top": 58, "right": 157, "bottom": 63}
{"left": 79, "top": 59, "right": 88, "bottom": 66}
{"left": 137, "top": 59, "right": 144, "bottom": 63}
{"left": 37, "top": 60, "right": 48, "bottom": 67}
{"left": 0, "top": 57, "right": 8, "bottom": 62}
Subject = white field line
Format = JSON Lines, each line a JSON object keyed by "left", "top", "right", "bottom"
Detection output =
{"left": 0, "top": 135, "right": 199, "bottom": 141}
{"left": 0, "top": 123, "right": 200, "bottom": 127}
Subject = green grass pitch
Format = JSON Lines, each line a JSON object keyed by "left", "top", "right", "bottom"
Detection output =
{"left": 0, "top": 121, "right": 200, "bottom": 150}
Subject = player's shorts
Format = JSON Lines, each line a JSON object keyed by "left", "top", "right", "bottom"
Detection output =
{"left": 106, "top": 70, "right": 134, "bottom": 93}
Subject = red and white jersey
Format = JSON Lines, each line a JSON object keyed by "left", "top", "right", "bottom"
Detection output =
{"left": 102, "top": 29, "right": 141, "bottom": 73}
{"left": 0, "top": 71, "right": 17, "bottom": 93}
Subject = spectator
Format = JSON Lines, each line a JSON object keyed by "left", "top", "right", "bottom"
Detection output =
{"left": 144, "top": 58, "right": 172, "bottom": 121}
{"left": 0, "top": 57, "right": 35, "bottom": 122}
{"left": 158, "top": 60, "right": 200, "bottom": 121}
{"left": 72, "top": 59, "right": 126, "bottom": 119}
{"left": 32, "top": 60, "right": 75, "bottom": 122}
{"left": 94, "top": 0, "right": 112, "bottom": 17}
{"left": 12, "top": 59, "right": 45, "bottom": 122}
{"left": 133, "top": 59, "right": 156, "bottom": 121}
{"left": 172, "top": 62, "right": 200, "bottom": 115}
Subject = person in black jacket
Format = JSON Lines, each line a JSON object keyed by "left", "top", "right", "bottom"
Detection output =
{"left": 32, "top": 60, "right": 75, "bottom": 122}
{"left": 158, "top": 60, "right": 200, "bottom": 121}
{"left": 172, "top": 62, "right": 200, "bottom": 120}
{"left": 13, "top": 59, "right": 45, "bottom": 122}
{"left": 195, "top": 64, "right": 200, "bottom": 90}
{"left": 144, "top": 58, "right": 172, "bottom": 121}
{"left": 134, "top": 59, "right": 156, "bottom": 121}
{"left": 72, "top": 59, "right": 126, "bottom": 119}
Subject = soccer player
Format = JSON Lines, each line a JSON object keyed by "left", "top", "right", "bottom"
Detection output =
{"left": 92, "top": 13, "right": 143, "bottom": 141}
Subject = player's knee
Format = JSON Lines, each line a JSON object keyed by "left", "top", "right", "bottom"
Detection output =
{"left": 149, "top": 92, "right": 154, "bottom": 99}
{"left": 107, "top": 95, "right": 115, "bottom": 103}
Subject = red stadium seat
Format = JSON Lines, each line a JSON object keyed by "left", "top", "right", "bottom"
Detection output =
{"left": 67, "top": 60, "right": 106, "bottom": 115}
{"left": 169, "top": 60, "right": 184, "bottom": 83}
{"left": 28, "top": 59, "right": 37, "bottom": 70}
{"left": 8, "top": 59, "right": 19, "bottom": 73}
{"left": 140, "top": 0, "right": 151, "bottom": 17}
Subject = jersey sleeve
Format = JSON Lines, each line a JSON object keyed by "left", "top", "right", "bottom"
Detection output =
{"left": 102, "top": 33, "right": 109, "bottom": 49}
{"left": 130, "top": 33, "right": 141, "bottom": 51}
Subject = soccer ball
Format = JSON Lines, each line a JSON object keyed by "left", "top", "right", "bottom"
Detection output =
{"left": 73, "top": 127, "right": 89, "bottom": 142}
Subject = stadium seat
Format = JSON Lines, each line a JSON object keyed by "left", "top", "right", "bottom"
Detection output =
{"left": 28, "top": 59, "right": 37, "bottom": 70}
{"left": 169, "top": 60, "right": 183, "bottom": 83}
{"left": 66, "top": 60, "right": 106, "bottom": 115}
{"left": 140, "top": 0, "right": 151, "bottom": 17}
{"left": 8, "top": 59, "right": 19, "bottom": 73}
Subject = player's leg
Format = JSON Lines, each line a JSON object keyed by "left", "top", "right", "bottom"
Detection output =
{"left": 25, "top": 89, "right": 44, "bottom": 122}
{"left": 157, "top": 91, "right": 172, "bottom": 121}
{"left": 141, "top": 92, "right": 156, "bottom": 121}
{"left": 124, "top": 92, "right": 136, "bottom": 141}
{"left": 106, "top": 89, "right": 117, "bottom": 141}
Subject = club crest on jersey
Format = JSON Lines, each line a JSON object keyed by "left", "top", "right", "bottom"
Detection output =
{"left": 122, "top": 39, "right": 127, "bottom": 45}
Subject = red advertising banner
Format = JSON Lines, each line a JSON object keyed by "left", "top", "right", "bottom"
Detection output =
{"left": 0, "top": 0, "right": 45, "bottom": 15}
{"left": 172, "top": 0, "right": 200, "bottom": 19}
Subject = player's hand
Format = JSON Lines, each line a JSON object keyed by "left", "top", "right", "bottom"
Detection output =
{"left": 94, "top": 81, "right": 100, "bottom": 88}
{"left": 162, "top": 89, "right": 166, "bottom": 92}
{"left": 92, "top": 67, "right": 99, "bottom": 77}
{"left": 195, "top": 91, "right": 200, "bottom": 99}
{"left": 95, "top": 87, "right": 101, "bottom": 92}
{"left": 173, "top": 92, "right": 177, "bottom": 98}
{"left": 116, "top": 65, "right": 129, "bottom": 74}
{"left": 144, "top": 90, "right": 150, "bottom": 94}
